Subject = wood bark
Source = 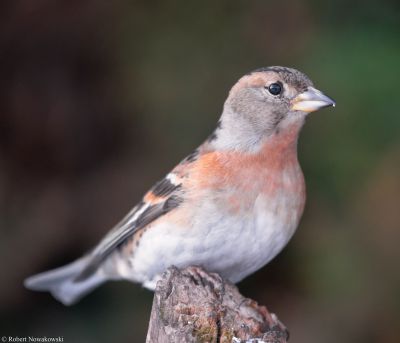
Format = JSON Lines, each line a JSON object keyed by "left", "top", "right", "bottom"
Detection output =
{"left": 146, "top": 266, "right": 288, "bottom": 343}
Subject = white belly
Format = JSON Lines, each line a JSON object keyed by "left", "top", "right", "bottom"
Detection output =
{"left": 118, "top": 188, "right": 304, "bottom": 289}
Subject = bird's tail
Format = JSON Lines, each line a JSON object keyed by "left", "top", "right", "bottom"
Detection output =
{"left": 24, "top": 256, "right": 106, "bottom": 306}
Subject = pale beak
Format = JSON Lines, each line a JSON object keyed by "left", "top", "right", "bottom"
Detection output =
{"left": 290, "top": 86, "right": 336, "bottom": 113}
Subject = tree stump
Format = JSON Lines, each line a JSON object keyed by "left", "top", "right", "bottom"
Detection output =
{"left": 146, "top": 266, "right": 288, "bottom": 343}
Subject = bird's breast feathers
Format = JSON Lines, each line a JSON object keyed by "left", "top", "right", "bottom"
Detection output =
{"left": 119, "top": 142, "right": 306, "bottom": 286}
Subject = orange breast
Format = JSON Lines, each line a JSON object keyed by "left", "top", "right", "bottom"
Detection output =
{"left": 186, "top": 122, "right": 306, "bottom": 214}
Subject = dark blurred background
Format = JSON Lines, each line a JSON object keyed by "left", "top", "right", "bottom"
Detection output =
{"left": 1, "top": 0, "right": 399, "bottom": 342}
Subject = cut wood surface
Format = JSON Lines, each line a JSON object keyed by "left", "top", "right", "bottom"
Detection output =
{"left": 146, "top": 266, "right": 288, "bottom": 343}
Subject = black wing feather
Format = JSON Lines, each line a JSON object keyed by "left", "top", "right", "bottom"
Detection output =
{"left": 74, "top": 184, "right": 183, "bottom": 282}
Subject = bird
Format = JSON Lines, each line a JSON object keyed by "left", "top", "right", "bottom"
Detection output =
{"left": 24, "top": 66, "right": 335, "bottom": 305}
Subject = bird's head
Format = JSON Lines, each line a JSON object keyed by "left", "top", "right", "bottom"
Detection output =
{"left": 214, "top": 66, "right": 335, "bottom": 152}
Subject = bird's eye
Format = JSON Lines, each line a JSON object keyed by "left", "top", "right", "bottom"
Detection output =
{"left": 267, "top": 83, "right": 282, "bottom": 96}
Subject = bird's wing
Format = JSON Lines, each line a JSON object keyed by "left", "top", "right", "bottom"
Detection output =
{"left": 74, "top": 172, "right": 184, "bottom": 281}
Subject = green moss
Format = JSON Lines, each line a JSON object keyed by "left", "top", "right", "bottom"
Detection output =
{"left": 193, "top": 324, "right": 218, "bottom": 343}
{"left": 193, "top": 324, "right": 236, "bottom": 343}
{"left": 219, "top": 329, "right": 235, "bottom": 343}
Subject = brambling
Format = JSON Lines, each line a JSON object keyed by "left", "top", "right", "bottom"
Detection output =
{"left": 25, "top": 66, "right": 335, "bottom": 305}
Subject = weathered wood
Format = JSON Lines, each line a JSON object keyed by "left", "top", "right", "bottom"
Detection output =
{"left": 146, "top": 266, "right": 288, "bottom": 343}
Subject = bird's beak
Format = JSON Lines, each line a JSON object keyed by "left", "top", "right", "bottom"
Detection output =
{"left": 290, "top": 86, "right": 336, "bottom": 113}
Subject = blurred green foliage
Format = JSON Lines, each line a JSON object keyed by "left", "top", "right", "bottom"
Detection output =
{"left": 0, "top": 1, "right": 399, "bottom": 342}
